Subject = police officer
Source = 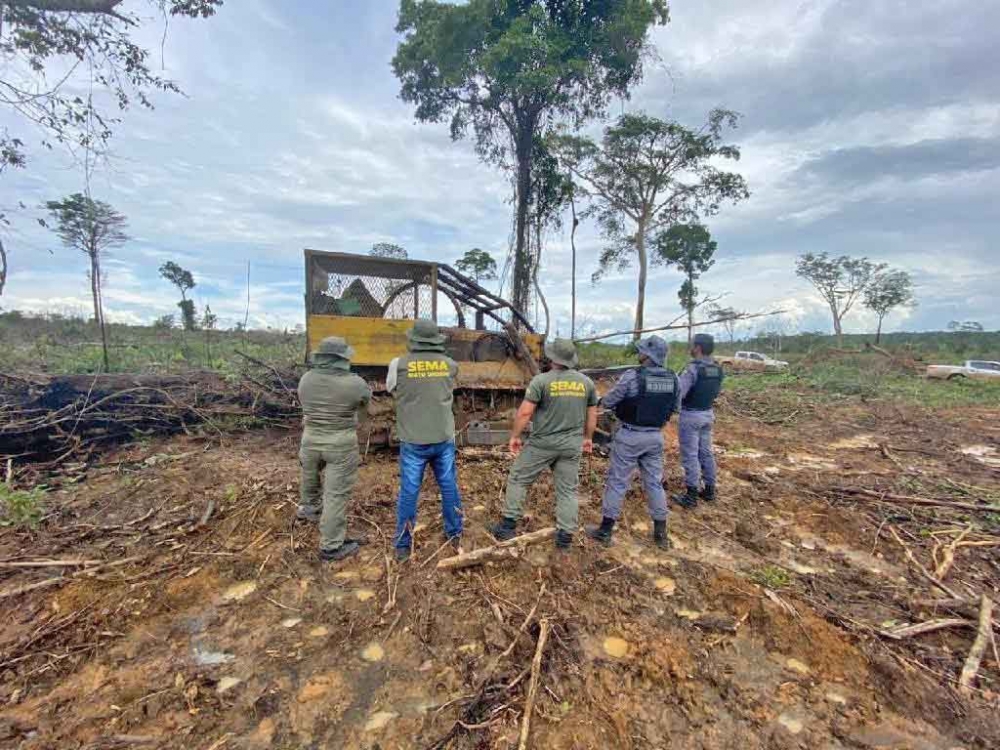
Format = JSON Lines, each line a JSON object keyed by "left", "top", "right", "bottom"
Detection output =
{"left": 674, "top": 333, "right": 724, "bottom": 509}
{"left": 587, "top": 335, "right": 677, "bottom": 549}
{"left": 490, "top": 339, "right": 598, "bottom": 551}
{"left": 387, "top": 319, "right": 463, "bottom": 562}
{"left": 297, "top": 336, "right": 372, "bottom": 561}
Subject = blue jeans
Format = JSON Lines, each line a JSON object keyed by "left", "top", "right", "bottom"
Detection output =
{"left": 394, "top": 440, "right": 463, "bottom": 550}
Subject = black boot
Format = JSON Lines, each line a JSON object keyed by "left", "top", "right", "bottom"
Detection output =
{"left": 490, "top": 517, "right": 518, "bottom": 542}
{"left": 554, "top": 530, "right": 573, "bottom": 550}
{"left": 653, "top": 520, "right": 670, "bottom": 549}
{"left": 700, "top": 484, "right": 716, "bottom": 502}
{"left": 586, "top": 517, "right": 616, "bottom": 546}
{"left": 320, "top": 540, "right": 360, "bottom": 562}
{"left": 672, "top": 486, "right": 699, "bottom": 510}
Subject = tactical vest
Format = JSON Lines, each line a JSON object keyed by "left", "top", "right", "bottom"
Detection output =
{"left": 394, "top": 352, "right": 458, "bottom": 445}
{"left": 614, "top": 367, "right": 678, "bottom": 428}
{"left": 681, "top": 361, "right": 724, "bottom": 411}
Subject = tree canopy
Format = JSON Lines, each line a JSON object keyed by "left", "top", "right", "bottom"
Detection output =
{"left": 550, "top": 109, "right": 748, "bottom": 337}
{"left": 159, "top": 261, "right": 195, "bottom": 299}
{"left": 392, "top": 0, "right": 669, "bottom": 320}
{"left": 1, "top": 0, "right": 222, "bottom": 173}
{"left": 795, "top": 252, "right": 886, "bottom": 345}
{"left": 863, "top": 268, "right": 915, "bottom": 342}
{"left": 654, "top": 223, "right": 718, "bottom": 342}
{"left": 370, "top": 242, "right": 408, "bottom": 260}
{"left": 456, "top": 247, "right": 497, "bottom": 284}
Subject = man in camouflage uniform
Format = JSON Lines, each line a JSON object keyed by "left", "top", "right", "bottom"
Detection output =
{"left": 490, "top": 339, "right": 598, "bottom": 551}
{"left": 297, "top": 336, "right": 372, "bottom": 561}
{"left": 587, "top": 335, "right": 677, "bottom": 549}
{"left": 388, "top": 319, "right": 463, "bottom": 562}
{"left": 673, "top": 333, "right": 724, "bottom": 509}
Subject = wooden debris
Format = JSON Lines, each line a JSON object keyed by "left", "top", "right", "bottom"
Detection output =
{"left": 888, "top": 527, "right": 960, "bottom": 599}
{"left": 437, "top": 528, "right": 556, "bottom": 571}
{"left": 958, "top": 595, "right": 994, "bottom": 696}
{"left": 933, "top": 525, "right": 972, "bottom": 582}
{"left": 0, "top": 559, "right": 100, "bottom": 569}
{"left": 841, "top": 488, "right": 999, "bottom": 514}
{"left": 879, "top": 618, "right": 972, "bottom": 640}
{"left": 518, "top": 618, "right": 550, "bottom": 750}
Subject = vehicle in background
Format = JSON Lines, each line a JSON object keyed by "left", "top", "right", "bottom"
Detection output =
{"left": 926, "top": 360, "right": 1000, "bottom": 381}
{"left": 717, "top": 350, "right": 789, "bottom": 371}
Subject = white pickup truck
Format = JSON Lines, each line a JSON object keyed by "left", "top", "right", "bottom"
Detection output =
{"left": 926, "top": 360, "right": 1000, "bottom": 381}
{"left": 717, "top": 351, "right": 789, "bottom": 371}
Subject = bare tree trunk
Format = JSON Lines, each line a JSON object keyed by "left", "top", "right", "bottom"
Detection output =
{"left": 0, "top": 237, "right": 7, "bottom": 297}
{"left": 91, "top": 253, "right": 110, "bottom": 372}
{"left": 876, "top": 314, "right": 884, "bottom": 344}
{"left": 687, "top": 270, "right": 695, "bottom": 345}
{"left": 512, "top": 122, "right": 535, "bottom": 324}
{"left": 533, "top": 218, "right": 549, "bottom": 336}
{"left": 633, "top": 222, "right": 647, "bottom": 341}
{"left": 830, "top": 303, "right": 843, "bottom": 347}
{"left": 570, "top": 191, "right": 578, "bottom": 340}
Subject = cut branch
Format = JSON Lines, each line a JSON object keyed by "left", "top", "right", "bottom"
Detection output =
{"left": 959, "top": 595, "right": 994, "bottom": 695}
{"left": 574, "top": 310, "right": 784, "bottom": 344}
{"left": 518, "top": 618, "right": 550, "bottom": 750}
{"left": 437, "top": 528, "right": 555, "bottom": 571}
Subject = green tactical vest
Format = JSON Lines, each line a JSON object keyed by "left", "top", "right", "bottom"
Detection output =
{"left": 394, "top": 352, "right": 458, "bottom": 445}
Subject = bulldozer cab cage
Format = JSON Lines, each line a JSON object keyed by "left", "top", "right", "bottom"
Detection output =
{"left": 305, "top": 250, "right": 534, "bottom": 332}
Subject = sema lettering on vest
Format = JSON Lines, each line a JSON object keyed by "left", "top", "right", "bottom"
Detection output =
{"left": 407, "top": 360, "right": 451, "bottom": 379}
{"left": 549, "top": 380, "right": 587, "bottom": 397}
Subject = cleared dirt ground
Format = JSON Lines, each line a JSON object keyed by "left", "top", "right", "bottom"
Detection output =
{"left": 1, "top": 387, "right": 998, "bottom": 749}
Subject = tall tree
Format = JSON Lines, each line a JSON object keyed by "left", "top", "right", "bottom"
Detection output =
{"left": 44, "top": 192, "right": 128, "bottom": 371}
{"left": 707, "top": 303, "right": 742, "bottom": 345}
{"left": 158, "top": 260, "right": 197, "bottom": 331}
{"left": 862, "top": 269, "right": 915, "bottom": 343}
{"left": 654, "top": 224, "right": 717, "bottom": 343}
{"left": 795, "top": 252, "right": 885, "bottom": 346}
{"left": 455, "top": 248, "right": 497, "bottom": 284}
{"left": 1, "top": 1, "right": 220, "bottom": 292}
{"left": 370, "top": 242, "right": 408, "bottom": 260}
{"left": 527, "top": 139, "right": 573, "bottom": 335}
{"left": 392, "top": 0, "right": 669, "bottom": 321}
{"left": 551, "top": 110, "right": 749, "bottom": 339}
{"left": 1, "top": 0, "right": 222, "bottom": 174}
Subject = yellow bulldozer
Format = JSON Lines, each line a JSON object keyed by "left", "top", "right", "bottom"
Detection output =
{"left": 304, "top": 249, "right": 545, "bottom": 447}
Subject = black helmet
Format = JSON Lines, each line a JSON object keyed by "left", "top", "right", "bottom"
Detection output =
{"left": 692, "top": 333, "right": 715, "bottom": 355}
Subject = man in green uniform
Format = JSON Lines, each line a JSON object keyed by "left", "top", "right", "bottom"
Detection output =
{"left": 297, "top": 336, "right": 372, "bottom": 561}
{"left": 388, "top": 319, "right": 463, "bottom": 562}
{"left": 490, "top": 338, "right": 598, "bottom": 550}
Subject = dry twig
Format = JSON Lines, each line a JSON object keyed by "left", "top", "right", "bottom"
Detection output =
{"left": 518, "top": 618, "right": 550, "bottom": 750}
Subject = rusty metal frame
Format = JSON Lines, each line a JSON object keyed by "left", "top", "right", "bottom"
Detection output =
{"left": 303, "top": 249, "right": 535, "bottom": 332}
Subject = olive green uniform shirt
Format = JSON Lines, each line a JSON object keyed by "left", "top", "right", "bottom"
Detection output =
{"left": 297, "top": 364, "right": 371, "bottom": 448}
{"left": 392, "top": 351, "right": 458, "bottom": 445}
{"left": 524, "top": 368, "right": 598, "bottom": 451}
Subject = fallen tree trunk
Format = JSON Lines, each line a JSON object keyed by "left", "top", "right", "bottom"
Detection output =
{"left": 437, "top": 528, "right": 556, "bottom": 571}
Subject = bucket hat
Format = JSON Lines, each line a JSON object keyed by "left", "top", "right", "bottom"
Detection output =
{"left": 311, "top": 336, "right": 354, "bottom": 362}
{"left": 544, "top": 338, "right": 578, "bottom": 369}
{"left": 407, "top": 318, "right": 447, "bottom": 346}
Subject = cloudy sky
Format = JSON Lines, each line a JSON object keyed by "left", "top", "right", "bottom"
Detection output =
{"left": 2, "top": 0, "right": 998, "bottom": 338}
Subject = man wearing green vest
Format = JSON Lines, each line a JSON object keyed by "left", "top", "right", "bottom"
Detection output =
{"left": 490, "top": 338, "right": 598, "bottom": 550}
{"left": 297, "top": 336, "right": 372, "bottom": 562}
{"left": 387, "top": 319, "right": 463, "bottom": 562}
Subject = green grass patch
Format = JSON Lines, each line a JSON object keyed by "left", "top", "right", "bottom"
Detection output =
{"left": 0, "top": 484, "right": 46, "bottom": 528}
{"left": 750, "top": 565, "right": 791, "bottom": 589}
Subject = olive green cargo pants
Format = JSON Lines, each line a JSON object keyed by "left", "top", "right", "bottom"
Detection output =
{"left": 299, "top": 441, "right": 359, "bottom": 553}
{"left": 503, "top": 443, "right": 582, "bottom": 533}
